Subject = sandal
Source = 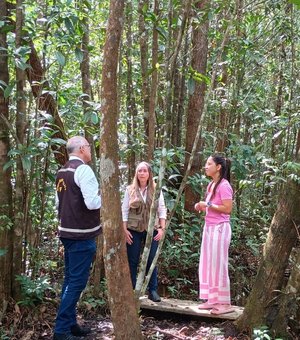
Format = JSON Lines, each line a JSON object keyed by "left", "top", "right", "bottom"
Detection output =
{"left": 197, "top": 302, "right": 215, "bottom": 310}
{"left": 210, "top": 305, "right": 235, "bottom": 315}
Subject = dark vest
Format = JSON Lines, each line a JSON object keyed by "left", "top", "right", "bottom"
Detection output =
{"left": 56, "top": 159, "right": 101, "bottom": 240}
{"left": 127, "top": 185, "right": 159, "bottom": 232}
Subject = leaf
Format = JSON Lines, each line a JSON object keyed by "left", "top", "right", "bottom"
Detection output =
{"left": 64, "top": 17, "right": 75, "bottom": 34}
{"left": 0, "top": 248, "right": 8, "bottom": 256}
{"left": 50, "top": 138, "right": 66, "bottom": 146}
{"left": 3, "top": 159, "right": 15, "bottom": 171}
{"left": 90, "top": 113, "right": 99, "bottom": 125}
{"left": 75, "top": 47, "right": 84, "bottom": 63}
{"left": 55, "top": 51, "right": 66, "bottom": 66}
{"left": 15, "top": 58, "right": 31, "bottom": 71}
{"left": 273, "top": 130, "right": 283, "bottom": 140}
{"left": 0, "top": 79, "right": 7, "bottom": 89}
{"left": 187, "top": 78, "right": 195, "bottom": 95}
{"left": 83, "top": 0, "right": 92, "bottom": 10}
{"left": 155, "top": 26, "right": 167, "bottom": 40}
{"left": 4, "top": 82, "right": 14, "bottom": 98}
{"left": 21, "top": 156, "right": 31, "bottom": 171}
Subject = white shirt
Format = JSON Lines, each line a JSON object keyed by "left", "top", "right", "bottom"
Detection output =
{"left": 56, "top": 156, "right": 101, "bottom": 210}
{"left": 122, "top": 186, "right": 167, "bottom": 222}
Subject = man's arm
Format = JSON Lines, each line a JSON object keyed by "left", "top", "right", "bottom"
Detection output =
{"left": 75, "top": 165, "right": 101, "bottom": 210}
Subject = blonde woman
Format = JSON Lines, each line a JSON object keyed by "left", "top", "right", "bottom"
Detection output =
{"left": 122, "top": 162, "right": 167, "bottom": 302}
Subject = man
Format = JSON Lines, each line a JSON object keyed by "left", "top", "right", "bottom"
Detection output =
{"left": 53, "top": 136, "right": 101, "bottom": 340}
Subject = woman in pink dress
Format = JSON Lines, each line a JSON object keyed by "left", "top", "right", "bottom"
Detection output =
{"left": 194, "top": 154, "right": 234, "bottom": 315}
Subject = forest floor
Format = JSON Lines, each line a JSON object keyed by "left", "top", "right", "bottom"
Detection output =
{"left": 2, "top": 300, "right": 250, "bottom": 340}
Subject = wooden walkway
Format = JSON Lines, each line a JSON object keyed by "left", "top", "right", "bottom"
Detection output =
{"left": 140, "top": 296, "right": 244, "bottom": 321}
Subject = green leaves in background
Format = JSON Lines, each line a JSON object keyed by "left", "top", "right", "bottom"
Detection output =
{"left": 289, "top": 0, "right": 300, "bottom": 9}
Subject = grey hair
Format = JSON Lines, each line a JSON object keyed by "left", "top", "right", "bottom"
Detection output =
{"left": 66, "top": 137, "right": 85, "bottom": 154}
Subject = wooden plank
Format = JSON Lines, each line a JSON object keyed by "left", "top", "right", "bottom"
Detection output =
{"left": 139, "top": 296, "right": 244, "bottom": 321}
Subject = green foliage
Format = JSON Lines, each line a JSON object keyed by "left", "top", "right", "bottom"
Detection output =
{"left": 15, "top": 275, "right": 54, "bottom": 306}
{"left": 0, "top": 328, "right": 10, "bottom": 340}
{"left": 0, "top": 211, "right": 13, "bottom": 231}
{"left": 253, "top": 326, "right": 283, "bottom": 340}
{"left": 289, "top": 0, "right": 300, "bottom": 9}
{"left": 0, "top": 249, "right": 8, "bottom": 257}
{"left": 80, "top": 280, "right": 108, "bottom": 312}
{"left": 160, "top": 208, "right": 201, "bottom": 299}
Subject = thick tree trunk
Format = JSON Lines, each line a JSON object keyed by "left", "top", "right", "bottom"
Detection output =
{"left": 184, "top": 0, "right": 209, "bottom": 212}
{"left": 100, "top": 1, "right": 142, "bottom": 339}
{"left": 0, "top": 0, "right": 13, "bottom": 318}
{"left": 236, "top": 178, "right": 300, "bottom": 336}
{"left": 270, "top": 247, "right": 300, "bottom": 338}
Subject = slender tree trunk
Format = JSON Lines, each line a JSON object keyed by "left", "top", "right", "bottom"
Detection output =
{"left": 100, "top": 0, "right": 142, "bottom": 338}
{"left": 175, "top": 32, "right": 189, "bottom": 147}
{"left": 80, "top": 13, "right": 97, "bottom": 174}
{"left": 184, "top": 0, "right": 209, "bottom": 212}
{"left": 236, "top": 177, "right": 300, "bottom": 336}
{"left": 13, "top": 0, "right": 27, "bottom": 299}
{"left": 26, "top": 42, "right": 67, "bottom": 165}
{"left": 138, "top": 0, "right": 150, "bottom": 155}
{"left": 271, "top": 43, "right": 285, "bottom": 157}
{"left": 79, "top": 9, "right": 104, "bottom": 287}
{"left": 147, "top": 0, "right": 159, "bottom": 161}
{"left": 0, "top": 0, "right": 13, "bottom": 318}
{"left": 231, "top": 0, "right": 244, "bottom": 138}
{"left": 125, "top": 0, "right": 138, "bottom": 181}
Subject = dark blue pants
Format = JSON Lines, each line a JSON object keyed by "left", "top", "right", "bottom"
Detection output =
{"left": 126, "top": 229, "right": 159, "bottom": 292}
{"left": 54, "top": 238, "right": 96, "bottom": 335}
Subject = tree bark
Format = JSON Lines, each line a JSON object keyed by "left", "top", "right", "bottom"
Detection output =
{"left": 80, "top": 12, "right": 98, "bottom": 174}
{"left": 125, "top": 0, "right": 138, "bottom": 181}
{"left": 236, "top": 178, "right": 300, "bottom": 336}
{"left": 147, "top": 0, "right": 159, "bottom": 161}
{"left": 0, "top": 0, "right": 13, "bottom": 318}
{"left": 138, "top": 0, "right": 150, "bottom": 155}
{"left": 270, "top": 247, "right": 300, "bottom": 338}
{"left": 26, "top": 42, "right": 67, "bottom": 165}
{"left": 184, "top": 0, "right": 209, "bottom": 212}
{"left": 13, "top": 0, "right": 27, "bottom": 299}
{"left": 100, "top": 0, "right": 142, "bottom": 338}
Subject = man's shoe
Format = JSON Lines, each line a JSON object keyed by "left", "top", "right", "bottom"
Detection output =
{"left": 71, "top": 324, "right": 92, "bottom": 336}
{"left": 53, "top": 334, "right": 81, "bottom": 340}
{"left": 148, "top": 290, "right": 161, "bottom": 302}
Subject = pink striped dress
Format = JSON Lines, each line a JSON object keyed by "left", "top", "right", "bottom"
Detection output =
{"left": 199, "top": 179, "right": 233, "bottom": 305}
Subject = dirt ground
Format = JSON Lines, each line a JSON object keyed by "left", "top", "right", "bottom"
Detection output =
{"left": 2, "top": 302, "right": 249, "bottom": 340}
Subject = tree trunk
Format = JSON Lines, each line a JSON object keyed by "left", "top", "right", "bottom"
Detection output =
{"left": 26, "top": 42, "right": 67, "bottom": 165}
{"left": 100, "top": 0, "right": 142, "bottom": 339}
{"left": 0, "top": 0, "right": 13, "bottom": 318}
{"left": 270, "top": 247, "right": 300, "bottom": 338}
{"left": 147, "top": 0, "right": 159, "bottom": 161}
{"left": 236, "top": 178, "right": 300, "bottom": 335}
{"left": 125, "top": 0, "right": 138, "bottom": 181}
{"left": 80, "top": 12, "right": 98, "bottom": 175}
{"left": 138, "top": 0, "right": 150, "bottom": 155}
{"left": 13, "top": 0, "right": 27, "bottom": 299}
{"left": 184, "top": 0, "right": 209, "bottom": 212}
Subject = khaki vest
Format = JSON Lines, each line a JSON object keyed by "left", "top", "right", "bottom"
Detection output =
{"left": 127, "top": 186, "right": 159, "bottom": 232}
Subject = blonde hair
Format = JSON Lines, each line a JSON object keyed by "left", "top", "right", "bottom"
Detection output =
{"left": 130, "top": 161, "right": 155, "bottom": 198}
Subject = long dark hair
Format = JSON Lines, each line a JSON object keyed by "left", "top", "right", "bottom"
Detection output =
{"left": 209, "top": 154, "right": 231, "bottom": 200}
